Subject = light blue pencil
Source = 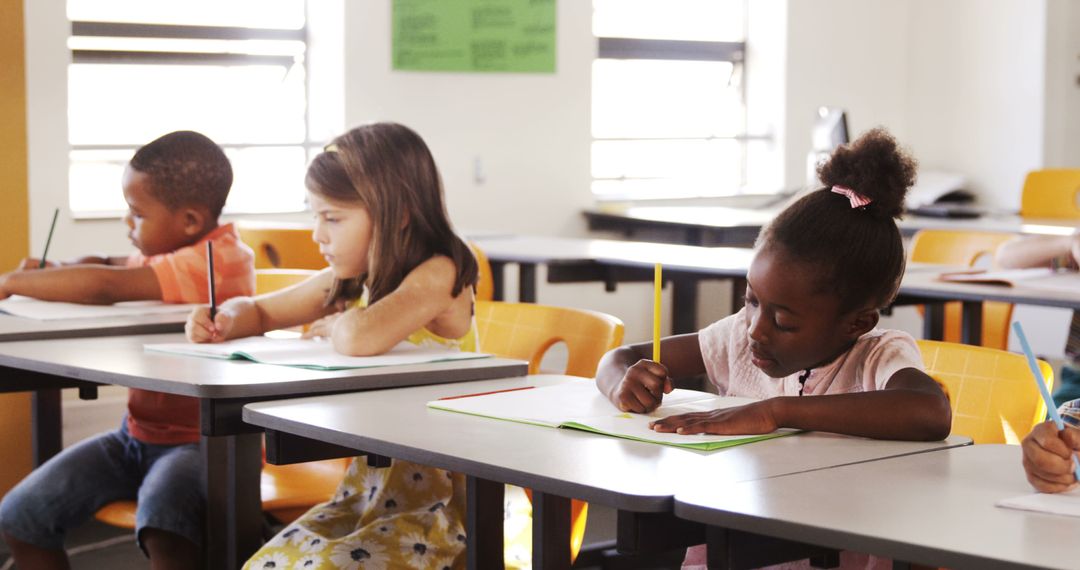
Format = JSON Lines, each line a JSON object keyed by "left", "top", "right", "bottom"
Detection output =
{"left": 1012, "top": 321, "right": 1080, "bottom": 480}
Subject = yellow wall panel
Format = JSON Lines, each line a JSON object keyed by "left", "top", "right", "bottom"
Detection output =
{"left": 0, "top": 0, "right": 34, "bottom": 498}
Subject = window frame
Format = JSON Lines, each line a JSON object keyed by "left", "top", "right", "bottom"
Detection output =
{"left": 67, "top": 13, "right": 319, "bottom": 218}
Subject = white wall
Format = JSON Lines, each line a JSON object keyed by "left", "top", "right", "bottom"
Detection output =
{"left": 905, "top": 0, "right": 1049, "bottom": 211}
{"left": 342, "top": 1, "right": 593, "bottom": 238}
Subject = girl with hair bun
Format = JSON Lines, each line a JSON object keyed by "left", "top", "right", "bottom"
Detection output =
{"left": 596, "top": 127, "right": 952, "bottom": 569}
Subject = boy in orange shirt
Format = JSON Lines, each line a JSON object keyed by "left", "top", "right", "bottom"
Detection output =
{"left": 0, "top": 131, "right": 255, "bottom": 570}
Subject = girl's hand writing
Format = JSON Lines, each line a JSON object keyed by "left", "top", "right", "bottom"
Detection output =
{"left": 302, "top": 312, "right": 342, "bottom": 340}
{"left": 650, "top": 400, "right": 778, "bottom": 435}
{"left": 186, "top": 306, "right": 234, "bottom": 343}
{"left": 612, "top": 360, "right": 672, "bottom": 413}
{"left": 1021, "top": 420, "right": 1080, "bottom": 493}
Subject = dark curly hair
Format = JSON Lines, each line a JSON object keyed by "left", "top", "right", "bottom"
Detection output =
{"left": 129, "top": 131, "right": 232, "bottom": 218}
{"left": 756, "top": 127, "right": 917, "bottom": 312}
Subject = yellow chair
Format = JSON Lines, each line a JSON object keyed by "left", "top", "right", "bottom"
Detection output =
{"left": 95, "top": 268, "right": 346, "bottom": 532}
{"left": 255, "top": 268, "right": 319, "bottom": 294}
{"left": 475, "top": 300, "right": 625, "bottom": 565}
{"left": 469, "top": 241, "right": 495, "bottom": 302}
{"left": 237, "top": 222, "right": 326, "bottom": 270}
{"left": 918, "top": 339, "right": 1052, "bottom": 444}
{"left": 1020, "top": 169, "right": 1080, "bottom": 219}
{"left": 909, "top": 229, "right": 1016, "bottom": 349}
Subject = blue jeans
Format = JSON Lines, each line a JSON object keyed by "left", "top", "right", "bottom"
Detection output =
{"left": 0, "top": 419, "right": 204, "bottom": 553}
{"left": 1056, "top": 364, "right": 1080, "bottom": 409}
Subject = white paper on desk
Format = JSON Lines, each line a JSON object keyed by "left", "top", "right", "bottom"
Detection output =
{"left": 0, "top": 295, "right": 197, "bottom": 320}
{"left": 996, "top": 489, "right": 1080, "bottom": 518}
{"left": 145, "top": 337, "right": 490, "bottom": 370}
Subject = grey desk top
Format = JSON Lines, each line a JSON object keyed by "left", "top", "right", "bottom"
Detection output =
{"left": 244, "top": 375, "right": 969, "bottom": 512}
{"left": 899, "top": 271, "right": 1080, "bottom": 311}
{"left": 0, "top": 312, "right": 186, "bottom": 342}
{"left": 585, "top": 204, "right": 1077, "bottom": 237}
{"left": 0, "top": 333, "right": 527, "bottom": 399}
{"left": 471, "top": 234, "right": 755, "bottom": 276}
{"left": 675, "top": 444, "right": 1077, "bottom": 570}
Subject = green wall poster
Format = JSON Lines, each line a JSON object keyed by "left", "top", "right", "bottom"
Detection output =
{"left": 393, "top": 0, "right": 556, "bottom": 73}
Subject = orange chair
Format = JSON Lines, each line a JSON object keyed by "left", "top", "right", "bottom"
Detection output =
{"left": 909, "top": 229, "right": 1016, "bottom": 349}
{"left": 1019, "top": 169, "right": 1080, "bottom": 219}
{"left": 918, "top": 339, "right": 1053, "bottom": 444}
{"left": 476, "top": 300, "right": 625, "bottom": 565}
{"left": 237, "top": 222, "right": 326, "bottom": 270}
{"left": 469, "top": 241, "right": 495, "bottom": 302}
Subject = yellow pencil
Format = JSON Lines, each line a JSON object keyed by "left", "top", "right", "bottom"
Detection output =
{"left": 653, "top": 263, "right": 662, "bottom": 362}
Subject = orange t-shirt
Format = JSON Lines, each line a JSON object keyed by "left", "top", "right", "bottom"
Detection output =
{"left": 125, "top": 223, "right": 255, "bottom": 444}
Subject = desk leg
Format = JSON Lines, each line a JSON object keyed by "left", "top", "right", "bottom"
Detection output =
{"left": 705, "top": 526, "right": 839, "bottom": 570}
{"left": 532, "top": 491, "right": 571, "bottom": 570}
{"left": 672, "top": 278, "right": 698, "bottom": 334}
{"left": 519, "top": 263, "right": 537, "bottom": 303}
{"left": 466, "top": 476, "right": 503, "bottom": 570}
{"left": 31, "top": 389, "right": 62, "bottom": 466}
{"left": 922, "top": 303, "right": 945, "bottom": 341}
{"left": 491, "top": 261, "right": 507, "bottom": 302}
{"left": 203, "top": 432, "right": 263, "bottom": 570}
{"left": 960, "top": 301, "right": 983, "bottom": 346}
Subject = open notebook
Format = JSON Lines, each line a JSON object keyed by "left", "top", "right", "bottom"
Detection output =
{"left": 0, "top": 295, "right": 197, "bottom": 320}
{"left": 938, "top": 268, "right": 1080, "bottom": 294}
{"left": 145, "top": 337, "right": 490, "bottom": 370}
{"left": 428, "top": 380, "right": 796, "bottom": 451}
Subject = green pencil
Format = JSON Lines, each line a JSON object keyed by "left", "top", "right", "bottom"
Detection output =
{"left": 39, "top": 208, "right": 59, "bottom": 269}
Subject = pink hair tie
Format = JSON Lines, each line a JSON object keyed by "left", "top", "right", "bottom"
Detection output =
{"left": 831, "top": 185, "right": 871, "bottom": 209}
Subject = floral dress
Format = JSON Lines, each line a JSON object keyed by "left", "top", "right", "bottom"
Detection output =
{"left": 245, "top": 322, "right": 479, "bottom": 570}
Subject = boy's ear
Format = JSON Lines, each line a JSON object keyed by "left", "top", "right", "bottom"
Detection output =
{"left": 846, "top": 308, "right": 879, "bottom": 338}
{"left": 180, "top": 207, "right": 208, "bottom": 237}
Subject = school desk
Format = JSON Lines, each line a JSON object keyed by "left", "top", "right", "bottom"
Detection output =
{"left": 584, "top": 203, "right": 1077, "bottom": 246}
{"left": 242, "top": 374, "right": 971, "bottom": 570}
{"left": 470, "top": 234, "right": 754, "bottom": 333}
{"left": 898, "top": 270, "right": 1080, "bottom": 346}
{"left": 675, "top": 444, "right": 1077, "bottom": 570}
{"left": 0, "top": 332, "right": 527, "bottom": 570}
{"left": 0, "top": 310, "right": 186, "bottom": 342}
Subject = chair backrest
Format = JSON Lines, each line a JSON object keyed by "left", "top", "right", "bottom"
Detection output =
{"left": 908, "top": 229, "right": 1015, "bottom": 267}
{"left": 237, "top": 223, "right": 326, "bottom": 270}
{"left": 908, "top": 229, "right": 1017, "bottom": 350}
{"left": 917, "top": 339, "right": 1052, "bottom": 444}
{"left": 1020, "top": 169, "right": 1080, "bottom": 219}
{"left": 469, "top": 241, "right": 495, "bottom": 302}
{"left": 256, "top": 268, "right": 319, "bottom": 295}
{"left": 475, "top": 301, "right": 624, "bottom": 377}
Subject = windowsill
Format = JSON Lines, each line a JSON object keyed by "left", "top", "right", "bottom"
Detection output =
{"left": 70, "top": 208, "right": 310, "bottom": 222}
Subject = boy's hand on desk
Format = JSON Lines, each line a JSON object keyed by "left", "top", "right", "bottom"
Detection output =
{"left": 1022, "top": 420, "right": 1080, "bottom": 493}
{"left": 301, "top": 312, "right": 341, "bottom": 340}
{"left": 16, "top": 258, "right": 55, "bottom": 270}
{"left": 613, "top": 360, "right": 672, "bottom": 413}
{"left": 186, "top": 307, "right": 234, "bottom": 343}
{"left": 650, "top": 400, "right": 777, "bottom": 435}
{"left": 0, "top": 273, "right": 10, "bottom": 300}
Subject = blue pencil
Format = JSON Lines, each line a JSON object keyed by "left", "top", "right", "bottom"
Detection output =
{"left": 1013, "top": 321, "right": 1080, "bottom": 480}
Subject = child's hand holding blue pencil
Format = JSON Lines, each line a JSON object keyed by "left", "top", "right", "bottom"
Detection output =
{"left": 1015, "top": 321, "right": 1080, "bottom": 492}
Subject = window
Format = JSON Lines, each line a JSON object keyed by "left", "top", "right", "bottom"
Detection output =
{"left": 66, "top": 0, "right": 340, "bottom": 217}
{"left": 591, "top": 0, "right": 752, "bottom": 200}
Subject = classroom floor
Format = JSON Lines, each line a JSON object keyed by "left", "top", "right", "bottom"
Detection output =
{"left": 0, "top": 504, "right": 685, "bottom": 569}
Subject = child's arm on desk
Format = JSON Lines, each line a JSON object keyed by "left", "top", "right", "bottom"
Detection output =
{"left": 997, "top": 233, "right": 1079, "bottom": 269}
{"left": 17, "top": 254, "right": 128, "bottom": 270}
{"left": 0, "top": 265, "right": 162, "bottom": 304}
{"left": 1022, "top": 420, "right": 1080, "bottom": 493}
{"left": 650, "top": 368, "right": 952, "bottom": 441}
{"left": 595, "top": 333, "right": 707, "bottom": 413}
{"left": 188, "top": 268, "right": 336, "bottom": 343}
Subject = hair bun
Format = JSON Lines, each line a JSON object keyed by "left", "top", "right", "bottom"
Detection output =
{"left": 816, "top": 127, "right": 917, "bottom": 219}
